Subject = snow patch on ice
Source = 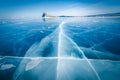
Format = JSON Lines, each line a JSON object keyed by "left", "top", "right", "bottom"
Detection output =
{"left": 26, "top": 59, "right": 43, "bottom": 71}
{"left": 0, "top": 64, "right": 15, "bottom": 70}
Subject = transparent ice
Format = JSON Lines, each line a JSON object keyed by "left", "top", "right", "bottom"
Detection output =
{"left": 0, "top": 18, "right": 120, "bottom": 80}
{"left": 12, "top": 19, "right": 120, "bottom": 80}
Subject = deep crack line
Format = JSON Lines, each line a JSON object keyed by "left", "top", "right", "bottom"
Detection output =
{"left": 56, "top": 22, "right": 65, "bottom": 80}
{"left": 63, "top": 28, "right": 101, "bottom": 80}
{"left": 56, "top": 21, "right": 101, "bottom": 80}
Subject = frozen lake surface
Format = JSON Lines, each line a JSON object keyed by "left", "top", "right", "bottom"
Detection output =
{"left": 0, "top": 17, "right": 120, "bottom": 80}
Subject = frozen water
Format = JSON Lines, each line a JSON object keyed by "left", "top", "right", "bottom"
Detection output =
{"left": 0, "top": 17, "right": 120, "bottom": 80}
{"left": 0, "top": 56, "right": 120, "bottom": 80}
{"left": 12, "top": 21, "right": 101, "bottom": 80}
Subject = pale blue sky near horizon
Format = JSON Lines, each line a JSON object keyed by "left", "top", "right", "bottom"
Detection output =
{"left": 0, "top": 0, "right": 120, "bottom": 17}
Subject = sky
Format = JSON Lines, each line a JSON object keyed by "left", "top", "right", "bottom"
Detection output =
{"left": 0, "top": 0, "right": 120, "bottom": 18}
